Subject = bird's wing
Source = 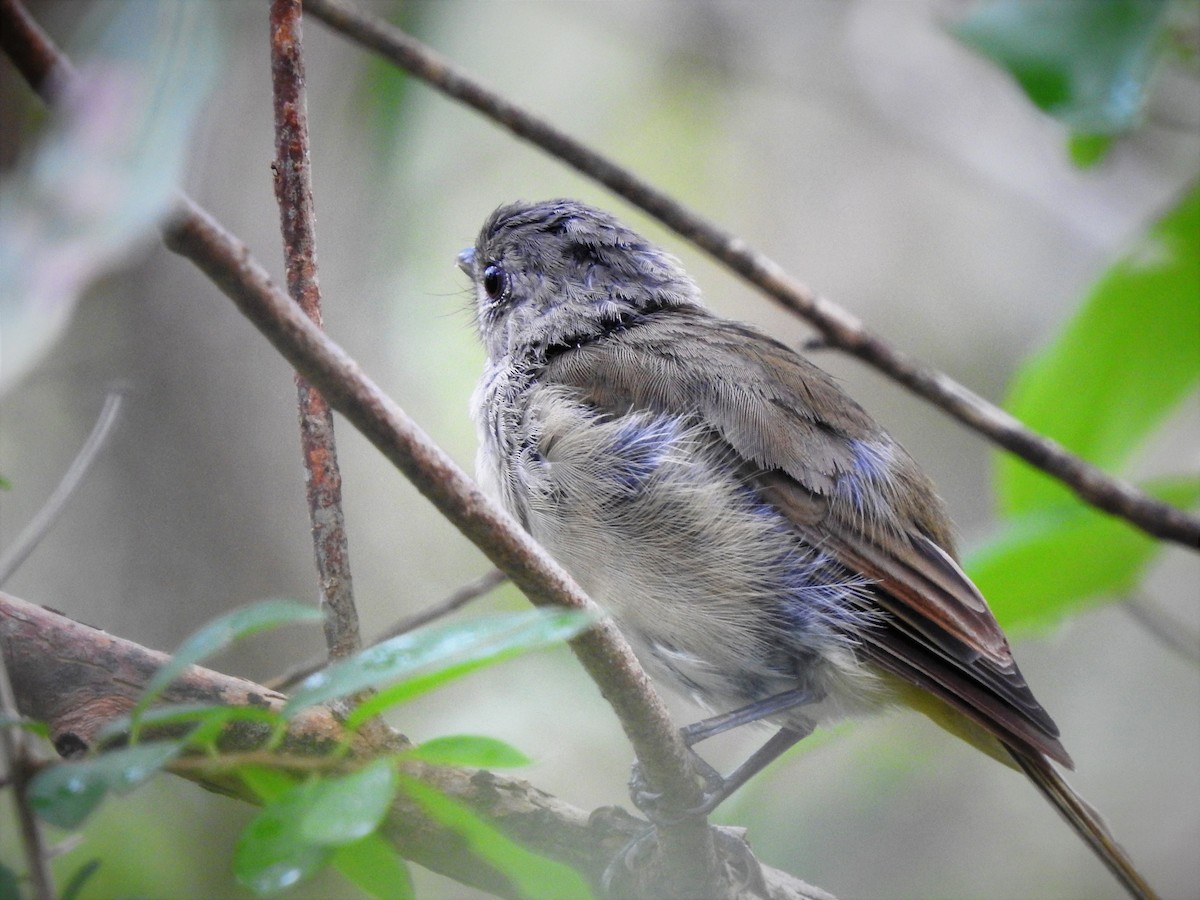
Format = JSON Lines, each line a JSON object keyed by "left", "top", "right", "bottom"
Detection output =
{"left": 543, "top": 307, "right": 1069, "bottom": 765}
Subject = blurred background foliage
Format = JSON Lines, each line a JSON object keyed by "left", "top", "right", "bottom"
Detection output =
{"left": 1, "top": 0, "right": 1197, "bottom": 897}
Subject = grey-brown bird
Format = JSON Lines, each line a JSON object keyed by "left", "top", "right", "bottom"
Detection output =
{"left": 461, "top": 198, "right": 1156, "bottom": 899}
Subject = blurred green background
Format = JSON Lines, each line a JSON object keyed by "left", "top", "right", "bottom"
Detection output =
{"left": 1, "top": 1, "right": 1197, "bottom": 897}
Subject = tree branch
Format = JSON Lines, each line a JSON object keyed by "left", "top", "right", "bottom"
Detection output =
{"left": 302, "top": 0, "right": 1200, "bottom": 550}
{"left": 269, "top": 0, "right": 361, "bottom": 661}
{"left": 0, "top": 590, "right": 832, "bottom": 900}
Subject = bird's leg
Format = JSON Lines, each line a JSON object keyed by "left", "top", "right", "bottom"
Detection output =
{"left": 630, "top": 688, "right": 816, "bottom": 821}
{"left": 688, "top": 724, "right": 812, "bottom": 814}
{"left": 681, "top": 687, "right": 812, "bottom": 745}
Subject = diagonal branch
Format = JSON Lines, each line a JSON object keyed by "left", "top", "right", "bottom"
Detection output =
{"left": 269, "top": 0, "right": 361, "bottom": 661}
{"left": 302, "top": 0, "right": 1200, "bottom": 550}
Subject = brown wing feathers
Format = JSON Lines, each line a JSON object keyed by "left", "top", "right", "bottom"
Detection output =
{"left": 547, "top": 309, "right": 1068, "bottom": 767}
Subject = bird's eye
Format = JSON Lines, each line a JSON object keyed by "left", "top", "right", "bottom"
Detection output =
{"left": 482, "top": 264, "right": 508, "bottom": 301}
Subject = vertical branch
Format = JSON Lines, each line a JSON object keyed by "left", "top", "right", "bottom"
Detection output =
{"left": 269, "top": 0, "right": 361, "bottom": 660}
{"left": 0, "top": 648, "right": 54, "bottom": 900}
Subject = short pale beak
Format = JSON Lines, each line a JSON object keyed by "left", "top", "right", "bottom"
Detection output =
{"left": 456, "top": 247, "right": 475, "bottom": 276}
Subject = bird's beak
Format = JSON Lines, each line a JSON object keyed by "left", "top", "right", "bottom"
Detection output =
{"left": 456, "top": 247, "right": 476, "bottom": 277}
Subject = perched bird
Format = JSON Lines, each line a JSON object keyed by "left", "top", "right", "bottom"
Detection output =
{"left": 460, "top": 198, "right": 1154, "bottom": 899}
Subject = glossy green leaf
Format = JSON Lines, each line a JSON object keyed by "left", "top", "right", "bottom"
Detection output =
{"left": 998, "top": 184, "right": 1200, "bottom": 514}
{"left": 235, "top": 778, "right": 332, "bottom": 895}
{"left": 966, "top": 477, "right": 1200, "bottom": 629}
{"left": 300, "top": 760, "right": 399, "bottom": 846}
{"left": 136, "top": 599, "right": 321, "bottom": 721}
{"left": 285, "top": 608, "right": 595, "bottom": 719}
{"left": 29, "top": 741, "right": 182, "bottom": 829}
{"left": 235, "top": 765, "right": 408, "bottom": 896}
{"left": 331, "top": 834, "right": 414, "bottom": 900}
{"left": 399, "top": 775, "right": 594, "bottom": 900}
{"left": 30, "top": 767, "right": 107, "bottom": 831}
{"left": 951, "top": 0, "right": 1169, "bottom": 135}
{"left": 407, "top": 735, "right": 532, "bottom": 769}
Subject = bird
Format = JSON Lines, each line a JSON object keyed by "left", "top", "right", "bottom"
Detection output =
{"left": 459, "top": 198, "right": 1155, "bottom": 899}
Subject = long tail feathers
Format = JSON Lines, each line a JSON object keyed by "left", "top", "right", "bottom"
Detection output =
{"left": 1011, "top": 749, "right": 1157, "bottom": 900}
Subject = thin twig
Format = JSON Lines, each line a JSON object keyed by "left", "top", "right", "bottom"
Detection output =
{"left": 267, "top": 568, "right": 509, "bottom": 691}
{"left": 0, "top": 388, "right": 127, "bottom": 586}
{"left": 376, "top": 567, "right": 509, "bottom": 641}
{"left": 303, "top": 0, "right": 1200, "bottom": 551}
{"left": 269, "top": 0, "right": 361, "bottom": 661}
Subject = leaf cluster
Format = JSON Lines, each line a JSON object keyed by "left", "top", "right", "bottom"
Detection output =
{"left": 15, "top": 601, "right": 595, "bottom": 899}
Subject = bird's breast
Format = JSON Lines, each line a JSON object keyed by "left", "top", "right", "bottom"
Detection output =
{"left": 474, "top": 379, "right": 887, "bottom": 719}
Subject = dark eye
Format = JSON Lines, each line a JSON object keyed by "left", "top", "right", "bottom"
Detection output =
{"left": 482, "top": 264, "right": 508, "bottom": 301}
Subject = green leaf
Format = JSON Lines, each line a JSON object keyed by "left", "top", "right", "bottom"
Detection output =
{"left": 406, "top": 735, "right": 532, "bottom": 769}
{"left": 235, "top": 764, "right": 408, "bottom": 896}
{"left": 135, "top": 599, "right": 321, "bottom": 722}
{"left": 60, "top": 858, "right": 102, "bottom": 900}
{"left": 399, "top": 775, "right": 594, "bottom": 900}
{"left": 30, "top": 766, "right": 108, "bottom": 830}
{"left": 951, "top": 0, "right": 1170, "bottom": 135}
{"left": 966, "top": 476, "right": 1200, "bottom": 629}
{"left": 285, "top": 608, "right": 595, "bottom": 719}
{"left": 331, "top": 835, "right": 414, "bottom": 900}
{"left": 998, "top": 183, "right": 1200, "bottom": 514}
{"left": 235, "top": 778, "right": 333, "bottom": 895}
{"left": 300, "top": 760, "right": 399, "bottom": 846}
{"left": 29, "top": 741, "right": 182, "bottom": 828}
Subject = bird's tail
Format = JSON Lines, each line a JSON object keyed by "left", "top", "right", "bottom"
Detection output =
{"left": 1010, "top": 748, "right": 1157, "bottom": 900}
